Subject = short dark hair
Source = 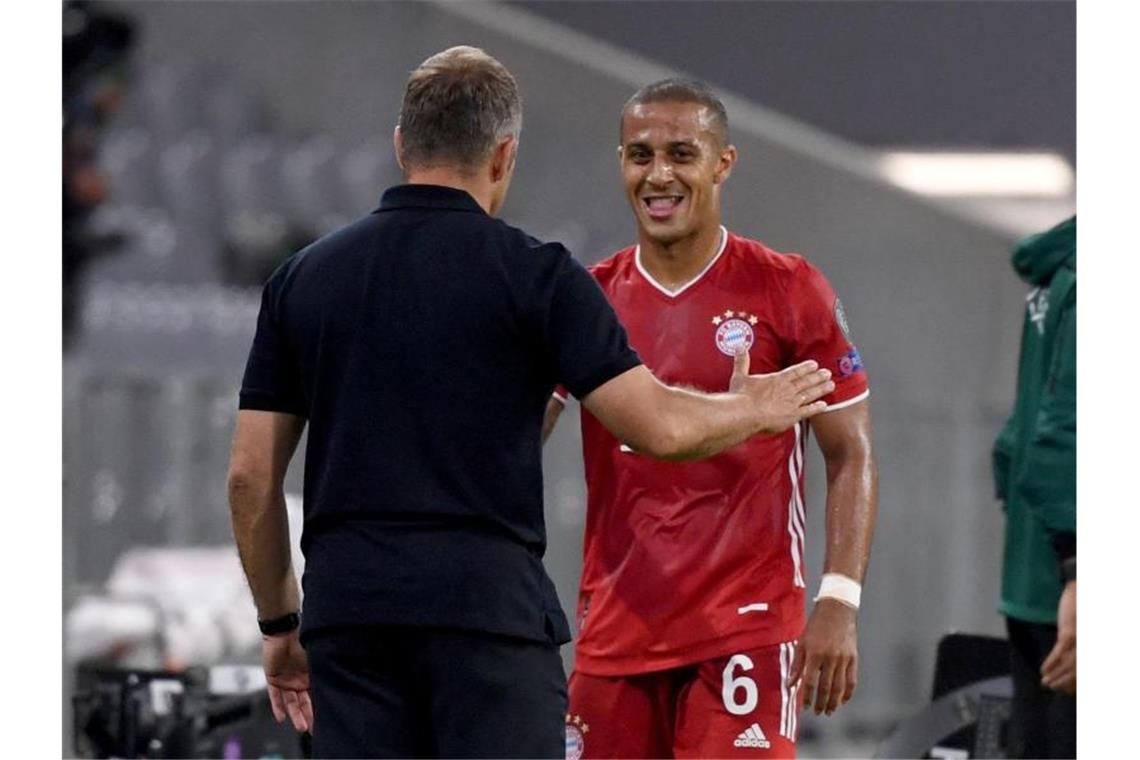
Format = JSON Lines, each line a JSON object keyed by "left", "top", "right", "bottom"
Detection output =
{"left": 621, "top": 78, "right": 729, "bottom": 146}
{"left": 398, "top": 46, "right": 522, "bottom": 173}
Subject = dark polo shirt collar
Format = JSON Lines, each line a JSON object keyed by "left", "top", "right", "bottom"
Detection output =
{"left": 376, "top": 183, "right": 487, "bottom": 214}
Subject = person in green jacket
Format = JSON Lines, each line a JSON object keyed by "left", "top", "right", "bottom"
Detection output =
{"left": 992, "top": 215, "right": 1076, "bottom": 758}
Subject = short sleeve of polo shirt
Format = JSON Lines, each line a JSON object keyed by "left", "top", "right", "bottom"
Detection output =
{"left": 238, "top": 266, "right": 308, "bottom": 417}
{"left": 543, "top": 251, "right": 641, "bottom": 400}
{"left": 787, "top": 259, "right": 869, "bottom": 410}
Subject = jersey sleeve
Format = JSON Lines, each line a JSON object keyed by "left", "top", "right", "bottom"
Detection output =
{"left": 541, "top": 250, "right": 641, "bottom": 401}
{"left": 787, "top": 259, "right": 869, "bottom": 410}
{"left": 238, "top": 263, "right": 308, "bottom": 417}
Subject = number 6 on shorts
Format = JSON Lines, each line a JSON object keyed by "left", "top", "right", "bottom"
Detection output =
{"left": 721, "top": 654, "right": 759, "bottom": 715}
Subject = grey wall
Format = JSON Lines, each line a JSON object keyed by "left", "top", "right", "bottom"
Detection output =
{"left": 71, "top": 0, "right": 1053, "bottom": 742}
{"left": 514, "top": 0, "right": 1077, "bottom": 162}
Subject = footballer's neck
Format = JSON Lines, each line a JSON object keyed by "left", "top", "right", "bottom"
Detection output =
{"left": 638, "top": 221, "right": 725, "bottom": 293}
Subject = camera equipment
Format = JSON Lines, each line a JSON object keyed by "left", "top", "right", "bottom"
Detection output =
{"left": 72, "top": 664, "right": 309, "bottom": 759}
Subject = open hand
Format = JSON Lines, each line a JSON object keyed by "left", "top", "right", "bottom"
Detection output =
{"left": 730, "top": 351, "right": 834, "bottom": 434}
{"left": 263, "top": 630, "right": 314, "bottom": 733}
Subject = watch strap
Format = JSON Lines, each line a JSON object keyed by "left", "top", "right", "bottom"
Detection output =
{"left": 258, "top": 611, "right": 301, "bottom": 636}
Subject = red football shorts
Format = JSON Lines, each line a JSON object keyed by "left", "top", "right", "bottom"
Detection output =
{"left": 566, "top": 641, "right": 801, "bottom": 759}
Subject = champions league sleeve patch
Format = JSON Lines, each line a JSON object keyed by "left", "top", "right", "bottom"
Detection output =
{"left": 834, "top": 298, "right": 853, "bottom": 340}
{"left": 837, "top": 348, "right": 864, "bottom": 378}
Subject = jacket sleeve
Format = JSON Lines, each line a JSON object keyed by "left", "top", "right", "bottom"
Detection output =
{"left": 1016, "top": 292, "right": 1076, "bottom": 537}
{"left": 992, "top": 414, "right": 1016, "bottom": 502}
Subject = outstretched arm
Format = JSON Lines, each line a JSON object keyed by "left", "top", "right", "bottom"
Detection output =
{"left": 789, "top": 400, "right": 878, "bottom": 715}
{"left": 582, "top": 351, "right": 834, "bottom": 462}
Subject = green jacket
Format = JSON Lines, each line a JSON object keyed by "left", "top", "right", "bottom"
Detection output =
{"left": 993, "top": 216, "right": 1076, "bottom": 624}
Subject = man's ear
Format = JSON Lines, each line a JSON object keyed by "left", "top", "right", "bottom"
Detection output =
{"left": 393, "top": 126, "right": 406, "bottom": 171}
{"left": 491, "top": 135, "right": 517, "bottom": 182}
{"left": 714, "top": 144, "right": 738, "bottom": 185}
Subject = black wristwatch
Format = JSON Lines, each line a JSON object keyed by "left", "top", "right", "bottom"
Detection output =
{"left": 258, "top": 611, "right": 301, "bottom": 637}
{"left": 1061, "top": 556, "right": 1076, "bottom": 584}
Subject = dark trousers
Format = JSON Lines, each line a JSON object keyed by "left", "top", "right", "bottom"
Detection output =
{"left": 1006, "top": 617, "right": 1077, "bottom": 758}
{"left": 305, "top": 626, "right": 567, "bottom": 759}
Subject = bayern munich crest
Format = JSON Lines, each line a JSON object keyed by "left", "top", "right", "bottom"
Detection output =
{"left": 565, "top": 714, "right": 590, "bottom": 760}
{"left": 712, "top": 310, "right": 759, "bottom": 356}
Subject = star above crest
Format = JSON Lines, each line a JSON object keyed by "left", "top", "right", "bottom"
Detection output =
{"left": 566, "top": 714, "right": 590, "bottom": 733}
{"left": 711, "top": 310, "right": 759, "bottom": 326}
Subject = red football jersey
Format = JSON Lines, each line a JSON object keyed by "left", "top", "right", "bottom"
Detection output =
{"left": 565, "top": 228, "right": 869, "bottom": 676}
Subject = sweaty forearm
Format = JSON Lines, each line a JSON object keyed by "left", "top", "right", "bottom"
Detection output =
{"left": 228, "top": 477, "right": 300, "bottom": 619}
{"left": 653, "top": 386, "right": 766, "bottom": 461}
{"left": 820, "top": 452, "right": 878, "bottom": 581}
{"left": 584, "top": 361, "right": 830, "bottom": 462}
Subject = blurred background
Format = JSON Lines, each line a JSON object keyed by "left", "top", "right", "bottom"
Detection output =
{"left": 62, "top": 1, "right": 1074, "bottom": 757}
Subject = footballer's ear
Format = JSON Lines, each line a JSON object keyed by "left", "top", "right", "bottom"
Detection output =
{"left": 714, "top": 144, "right": 738, "bottom": 184}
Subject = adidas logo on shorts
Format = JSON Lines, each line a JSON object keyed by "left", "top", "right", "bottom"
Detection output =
{"left": 734, "top": 722, "right": 771, "bottom": 749}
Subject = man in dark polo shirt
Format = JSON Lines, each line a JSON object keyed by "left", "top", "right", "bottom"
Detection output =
{"left": 227, "top": 46, "right": 834, "bottom": 758}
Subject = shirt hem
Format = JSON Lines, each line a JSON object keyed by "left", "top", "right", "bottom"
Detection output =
{"left": 238, "top": 392, "right": 308, "bottom": 417}
{"left": 823, "top": 388, "right": 870, "bottom": 412}
{"left": 301, "top": 611, "right": 569, "bottom": 648}
{"left": 566, "top": 354, "right": 642, "bottom": 401}
{"left": 574, "top": 625, "right": 802, "bottom": 676}
{"left": 999, "top": 600, "right": 1058, "bottom": 625}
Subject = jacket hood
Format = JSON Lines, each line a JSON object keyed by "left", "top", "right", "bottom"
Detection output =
{"left": 1012, "top": 216, "right": 1076, "bottom": 286}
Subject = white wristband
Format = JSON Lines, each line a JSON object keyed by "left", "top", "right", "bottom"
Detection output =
{"left": 814, "top": 573, "right": 862, "bottom": 609}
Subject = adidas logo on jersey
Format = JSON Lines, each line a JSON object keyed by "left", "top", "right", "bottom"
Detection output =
{"left": 733, "top": 722, "right": 771, "bottom": 749}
